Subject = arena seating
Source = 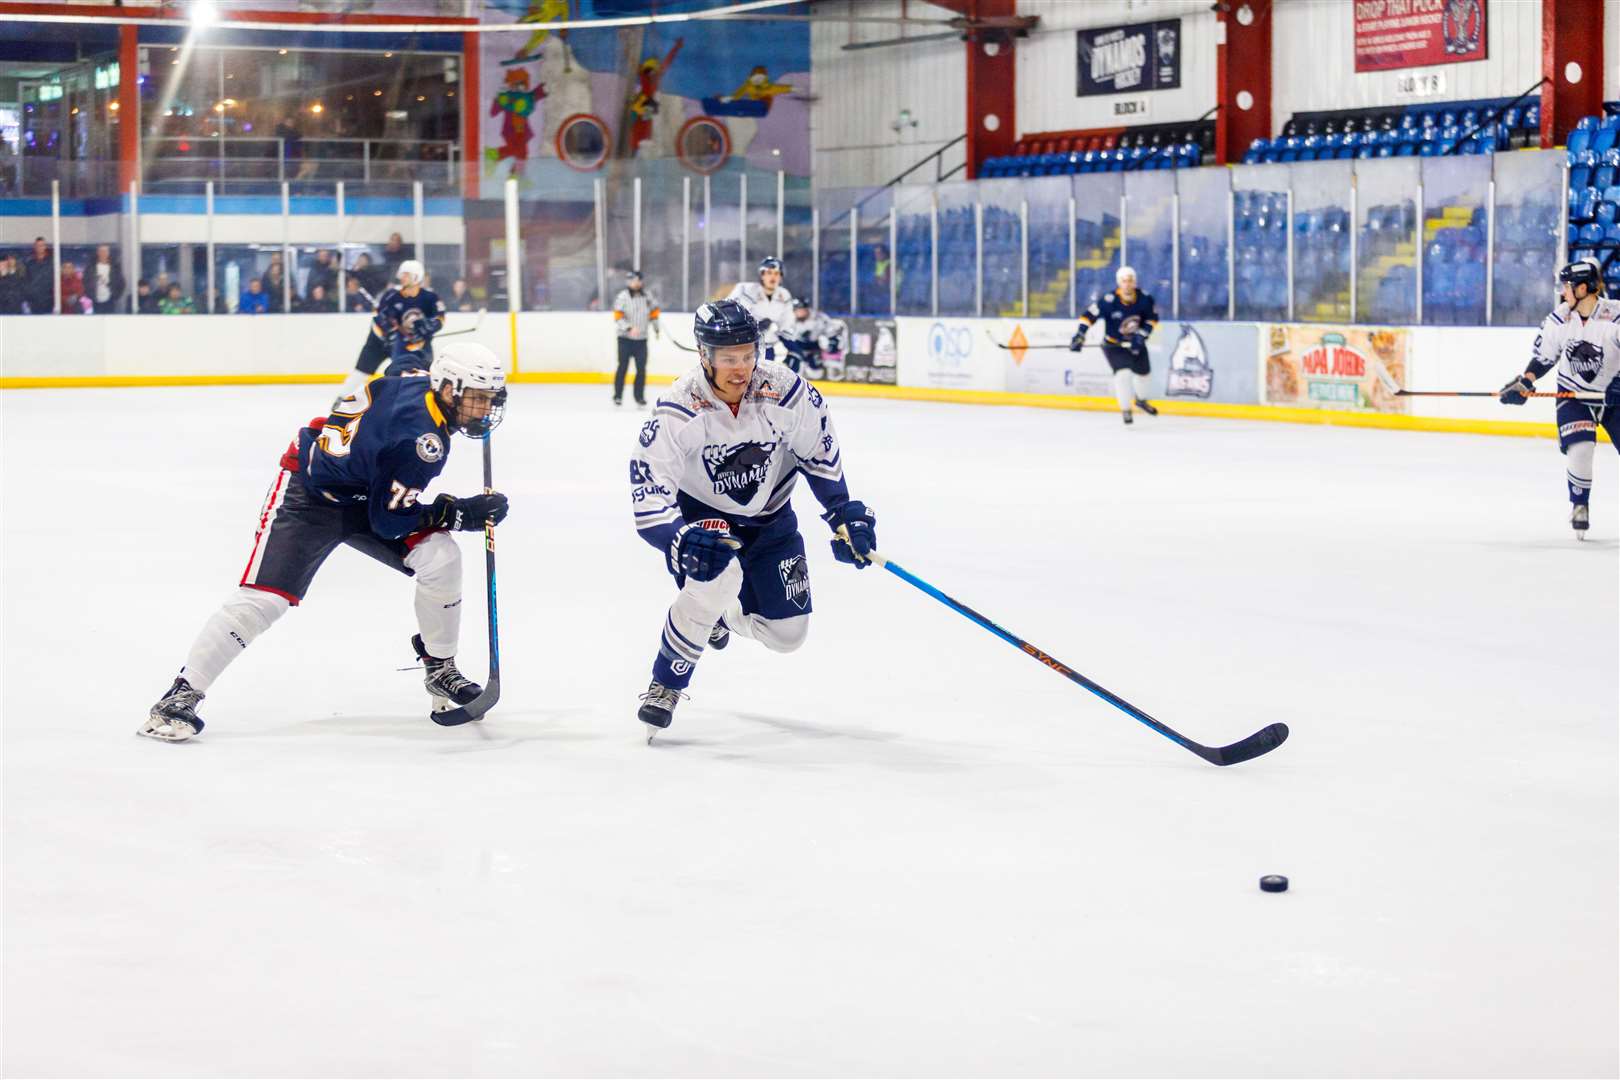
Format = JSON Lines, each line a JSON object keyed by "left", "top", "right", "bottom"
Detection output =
{"left": 1564, "top": 112, "right": 1620, "bottom": 295}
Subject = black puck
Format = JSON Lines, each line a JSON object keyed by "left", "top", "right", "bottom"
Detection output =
{"left": 1259, "top": 875, "right": 1289, "bottom": 893}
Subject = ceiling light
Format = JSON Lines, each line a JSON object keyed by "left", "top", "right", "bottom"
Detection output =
{"left": 191, "top": 0, "right": 218, "bottom": 27}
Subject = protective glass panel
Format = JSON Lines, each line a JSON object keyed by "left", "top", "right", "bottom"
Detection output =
{"left": 601, "top": 178, "right": 636, "bottom": 293}
{"left": 1289, "top": 160, "right": 1352, "bottom": 323}
{"left": 934, "top": 180, "right": 977, "bottom": 316}
{"left": 745, "top": 168, "right": 782, "bottom": 279}
{"left": 1353, "top": 158, "right": 1419, "bottom": 325}
{"left": 1176, "top": 166, "right": 1230, "bottom": 320}
{"left": 1420, "top": 155, "right": 1490, "bottom": 326}
{"left": 516, "top": 183, "right": 599, "bottom": 311}
{"left": 65, "top": 201, "right": 129, "bottom": 314}
{"left": 855, "top": 185, "right": 893, "bottom": 316}
{"left": 1122, "top": 170, "right": 1174, "bottom": 311}
{"left": 780, "top": 176, "right": 815, "bottom": 314}
{"left": 708, "top": 173, "right": 744, "bottom": 299}
{"left": 979, "top": 178, "right": 1022, "bottom": 317}
{"left": 1024, "top": 175, "right": 1070, "bottom": 319}
{"left": 639, "top": 169, "right": 686, "bottom": 317}
{"left": 816, "top": 187, "right": 857, "bottom": 315}
{"left": 1231, "top": 163, "right": 1289, "bottom": 321}
{"left": 1071, "top": 172, "right": 1123, "bottom": 315}
{"left": 1491, "top": 149, "right": 1563, "bottom": 326}
{"left": 892, "top": 183, "right": 934, "bottom": 316}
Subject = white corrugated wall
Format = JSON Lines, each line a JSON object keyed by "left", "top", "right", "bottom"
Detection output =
{"left": 1015, "top": 0, "right": 1218, "bottom": 133}
{"left": 1272, "top": 0, "right": 1545, "bottom": 129}
{"left": 810, "top": 0, "right": 966, "bottom": 190}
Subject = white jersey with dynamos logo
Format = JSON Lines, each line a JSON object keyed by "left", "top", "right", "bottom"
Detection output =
{"left": 1529, "top": 297, "right": 1620, "bottom": 395}
{"left": 631, "top": 359, "right": 845, "bottom": 530}
{"left": 725, "top": 282, "right": 796, "bottom": 348}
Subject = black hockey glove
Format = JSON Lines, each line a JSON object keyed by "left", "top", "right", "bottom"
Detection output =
{"left": 826, "top": 335, "right": 841, "bottom": 354}
{"left": 1607, "top": 380, "right": 1620, "bottom": 408}
{"left": 425, "top": 492, "right": 509, "bottom": 531}
{"left": 669, "top": 523, "right": 740, "bottom": 582}
{"left": 756, "top": 317, "right": 774, "bottom": 335}
{"left": 1069, "top": 332, "right": 1086, "bottom": 352}
{"left": 1129, "top": 331, "right": 1149, "bottom": 355}
{"left": 1498, "top": 373, "right": 1534, "bottom": 406}
{"left": 823, "top": 501, "right": 877, "bottom": 569}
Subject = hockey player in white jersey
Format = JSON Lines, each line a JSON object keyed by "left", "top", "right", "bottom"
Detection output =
{"left": 628, "top": 300, "right": 878, "bottom": 732}
{"left": 1498, "top": 258, "right": 1620, "bottom": 538}
{"left": 780, "top": 297, "right": 848, "bottom": 377}
{"left": 726, "top": 256, "right": 797, "bottom": 363}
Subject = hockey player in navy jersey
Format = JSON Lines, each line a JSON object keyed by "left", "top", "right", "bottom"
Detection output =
{"left": 140, "top": 343, "right": 511, "bottom": 742}
{"left": 334, "top": 259, "right": 446, "bottom": 405}
{"left": 1498, "top": 258, "right": 1620, "bottom": 538}
{"left": 628, "top": 300, "right": 877, "bottom": 733}
{"left": 1071, "top": 265, "right": 1161, "bottom": 424}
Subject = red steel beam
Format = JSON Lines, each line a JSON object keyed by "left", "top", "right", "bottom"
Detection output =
{"left": 1540, "top": 0, "right": 1606, "bottom": 148}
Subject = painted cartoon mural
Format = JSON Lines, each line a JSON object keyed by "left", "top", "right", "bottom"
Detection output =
{"left": 479, "top": 0, "right": 811, "bottom": 195}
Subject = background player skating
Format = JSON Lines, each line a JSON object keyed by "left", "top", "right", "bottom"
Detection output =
{"left": 1071, "top": 265, "right": 1160, "bottom": 424}
{"left": 611, "top": 268, "right": 661, "bottom": 407}
{"left": 726, "top": 256, "right": 796, "bottom": 363}
{"left": 141, "top": 343, "right": 511, "bottom": 742}
{"left": 780, "top": 298, "right": 847, "bottom": 377}
{"left": 334, "top": 259, "right": 446, "bottom": 405}
{"left": 1498, "top": 258, "right": 1620, "bottom": 538}
{"left": 628, "top": 300, "right": 877, "bottom": 733}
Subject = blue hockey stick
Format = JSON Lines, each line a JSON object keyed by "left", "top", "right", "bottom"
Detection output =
{"left": 848, "top": 538, "right": 1288, "bottom": 766}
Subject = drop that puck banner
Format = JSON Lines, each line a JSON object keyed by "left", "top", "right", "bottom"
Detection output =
{"left": 1076, "top": 19, "right": 1181, "bottom": 98}
{"left": 1353, "top": 0, "right": 1486, "bottom": 72}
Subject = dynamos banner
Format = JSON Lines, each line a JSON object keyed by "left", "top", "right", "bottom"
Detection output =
{"left": 1353, "top": 0, "right": 1486, "bottom": 71}
{"left": 1076, "top": 19, "right": 1181, "bottom": 97}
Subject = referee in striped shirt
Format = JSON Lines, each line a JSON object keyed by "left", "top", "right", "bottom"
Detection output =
{"left": 612, "top": 269, "right": 661, "bottom": 407}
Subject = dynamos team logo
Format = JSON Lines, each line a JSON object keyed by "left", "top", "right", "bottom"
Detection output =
{"left": 701, "top": 440, "right": 778, "bottom": 503}
{"left": 778, "top": 555, "right": 810, "bottom": 611}
{"left": 1565, "top": 340, "right": 1605, "bottom": 380}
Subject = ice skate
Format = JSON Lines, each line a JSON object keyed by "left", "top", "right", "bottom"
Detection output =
{"left": 1122, "top": 411, "right": 1134, "bottom": 425}
{"left": 138, "top": 677, "right": 205, "bottom": 742}
{"left": 1572, "top": 504, "right": 1589, "bottom": 540}
{"left": 1135, "top": 398, "right": 1159, "bottom": 416}
{"left": 412, "top": 634, "right": 482, "bottom": 714}
{"left": 708, "top": 618, "right": 731, "bottom": 651}
{"left": 638, "top": 680, "right": 684, "bottom": 740}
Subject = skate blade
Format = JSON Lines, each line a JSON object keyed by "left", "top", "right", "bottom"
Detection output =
{"left": 137, "top": 720, "right": 195, "bottom": 743}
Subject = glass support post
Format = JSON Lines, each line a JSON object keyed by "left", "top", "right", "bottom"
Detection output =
{"left": 281, "top": 182, "right": 294, "bottom": 314}
{"left": 811, "top": 205, "right": 820, "bottom": 310}
{"left": 974, "top": 199, "right": 983, "bottom": 317}
{"left": 849, "top": 205, "right": 858, "bottom": 315}
{"left": 703, "top": 175, "right": 712, "bottom": 299}
{"left": 127, "top": 180, "right": 140, "bottom": 313}
{"left": 890, "top": 205, "right": 898, "bottom": 315}
{"left": 336, "top": 180, "right": 346, "bottom": 308}
{"left": 1415, "top": 181, "right": 1425, "bottom": 324}
{"left": 504, "top": 176, "right": 522, "bottom": 368}
{"left": 593, "top": 177, "right": 607, "bottom": 315}
{"left": 681, "top": 176, "right": 691, "bottom": 310}
{"left": 1226, "top": 185, "right": 1236, "bottom": 321}
{"left": 776, "top": 170, "right": 785, "bottom": 260}
{"left": 1068, "top": 194, "right": 1078, "bottom": 319}
{"left": 1348, "top": 178, "right": 1358, "bottom": 323}
{"left": 1286, "top": 187, "right": 1295, "bottom": 322}
{"left": 739, "top": 172, "right": 748, "bottom": 274}
{"left": 205, "top": 181, "right": 216, "bottom": 312}
{"left": 51, "top": 180, "right": 62, "bottom": 313}
{"left": 1485, "top": 178, "right": 1496, "bottom": 326}
{"left": 1171, "top": 189, "right": 1181, "bottom": 320}
{"left": 930, "top": 191, "right": 940, "bottom": 316}
{"left": 632, "top": 175, "right": 642, "bottom": 269}
{"left": 1020, "top": 198, "right": 1029, "bottom": 317}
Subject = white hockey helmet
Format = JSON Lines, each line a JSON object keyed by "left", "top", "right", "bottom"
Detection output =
{"left": 397, "top": 259, "right": 426, "bottom": 286}
{"left": 430, "top": 342, "right": 507, "bottom": 437}
{"left": 1116, "top": 264, "right": 1138, "bottom": 287}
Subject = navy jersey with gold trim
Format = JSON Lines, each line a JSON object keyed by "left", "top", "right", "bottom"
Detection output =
{"left": 1078, "top": 290, "right": 1160, "bottom": 347}
{"left": 294, "top": 374, "right": 453, "bottom": 538}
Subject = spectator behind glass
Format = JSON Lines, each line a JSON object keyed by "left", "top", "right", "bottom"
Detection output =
{"left": 351, "top": 252, "right": 387, "bottom": 297}
{"left": 159, "top": 282, "right": 195, "bottom": 314}
{"left": 22, "top": 236, "right": 53, "bottom": 314}
{"left": 344, "top": 275, "right": 372, "bottom": 312}
{"left": 239, "top": 277, "right": 269, "bottom": 314}
{"left": 261, "top": 261, "right": 287, "bottom": 314}
{"left": 306, "top": 249, "right": 337, "bottom": 298}
{"left": 450, "top": 278, "right": 476, "bottom": 312}
{"left": 60, "top": 261, "right": 87, "bottom": 314}
{"left": 381, "top": 232, "right": 413, "bottom": 280}
{"left": 88, "top": 244, "right": 125, "bottom": 313}
{"left": 299, "top": 283, "right": 337, "bottom": 313}
{"left": 135, "top": 278, "right": 160, "bottom": 313}
{"left": 0, "top": 254, "right": 23, "bottom": 314}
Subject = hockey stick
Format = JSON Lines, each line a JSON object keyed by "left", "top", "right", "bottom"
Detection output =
{"left": 432, "top": 434, "right": 501, "bottom": 726}
{"left": 668, "top": 335, "right": 700, "bottom": 354}
{"left": 436, "top": 307, "right": 489, "bottom": 340}
{"left": 984, "top": 329, "right": 1101, "bottom": 351}
{"left": 847, "top": 533, "right": 1289, "bottom": 766}
{"left": 1395, "top": 389, "right": 1605, "bottom": 402}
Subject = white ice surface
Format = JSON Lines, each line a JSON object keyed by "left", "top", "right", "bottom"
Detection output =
{"left": 3, "top": 385, "right": 1616, "bottom": 1078}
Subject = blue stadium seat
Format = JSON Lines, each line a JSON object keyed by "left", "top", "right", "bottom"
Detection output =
{"left": 1569, "top": 127, "right": 1592, "bottom": 154}
{"left": 1578, "top": 222, "right": 1604, "bottom": 245}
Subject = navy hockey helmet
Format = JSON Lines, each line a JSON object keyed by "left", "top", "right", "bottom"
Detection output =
{"left": 626, "top": 268, "right": 643, "bottom": 282}
{"left": 693, "top": 300, "right": 760, "bottom": 352}
{"left": 1558, "top": 258, "right": 1604, "bottom": 295}
{"left": 758, "top": 256, "right": 784, "bottom": 278}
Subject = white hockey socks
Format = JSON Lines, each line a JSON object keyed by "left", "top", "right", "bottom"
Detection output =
{"left": 1113, "top": 368, "right": 1135, "bottom": 412}
{"left": 1567, "top": 440, "right": 1595, "bottom": 505}
{"left": 405, "top": 531, "right": 463, "bottom": 659}
{"left": 180, "top": 587, "right": 290, "bottom": 692}
{"left": 1132, "top": 373, "right": 1151, "bottom": 402}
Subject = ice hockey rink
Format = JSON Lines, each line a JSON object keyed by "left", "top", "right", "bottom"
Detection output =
{"left": 2, "top": 383, "right": 1615, "bottom": 1077}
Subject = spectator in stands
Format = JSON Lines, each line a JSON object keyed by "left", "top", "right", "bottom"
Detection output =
{"left": 381, "top": 232, "right": 414, "bottom": 280}
{"left": 158, "top": 282, "right": 195, "bottom": 314}
{"left": 0, "top": 254, "right": 23, "bottom": 314}
{"left": 22, "top": 237, "right": 53, "bottom": 314}
{"left": 239, "top": 277, "right": 270, "bottom": 314}
{"left": 60, "top": 261, "right": 87, "bottom": 314}
{"left": 449, "top": 278, "right": 476, "bottom": 312}
{"left": 299, "top": 283, "right": 337, "bottom": 313}
{"left": 306, "top": 248, "right": 338, "bottom": 298}
{"left": 86, "top": 244, "right": 126, "bottom": 313}
{"left": 261, "top": 259, "right": 288, "bottom": 314}
{"left": 135, "top": 278, "right": 160, "bottom": 314}
{"left": 351, "top": 252, "right": 387, "bottom": 296}
{"left": 872, "top": 243, "right": 891, "bottom": 292}
{"left": 343, "top": 275, "right": 372, "bottom": 312}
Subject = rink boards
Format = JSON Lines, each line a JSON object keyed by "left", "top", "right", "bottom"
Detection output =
{"left": 0, "top": 310, "right": 1592, "bottom": 440}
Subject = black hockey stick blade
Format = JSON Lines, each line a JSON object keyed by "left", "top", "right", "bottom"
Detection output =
{"left": 1197, "top": 722, "right": 1290, "bottom": 766}
{"left": 431, "top": 675, "right": 500, "bottom": 726}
